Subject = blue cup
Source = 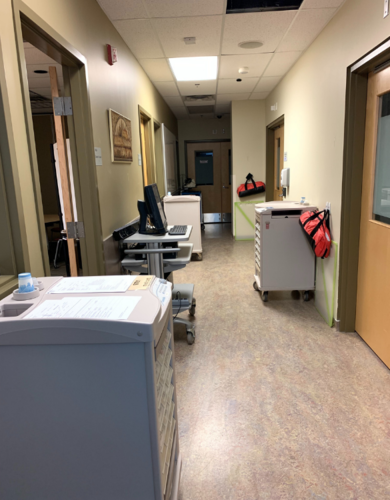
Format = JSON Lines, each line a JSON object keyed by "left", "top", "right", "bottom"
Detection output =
{"left": 18, "top": 273, "right": 34, "bottom": 293}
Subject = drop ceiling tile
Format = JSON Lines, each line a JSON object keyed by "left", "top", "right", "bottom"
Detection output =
{"left": 29, "top": 87, "right": 54, "bottom": 98}
{"left": 144, "top": 0, "right": 224, "bottom": 17}
{"left": 215, "top": 102, "right": 231, "bottom": 114}
{"left": 218, "top": 78, "right": 258, "bottom": 94}
{"left": 263, "top": 52, "right": 301, "bottom": 77}
{"left": 250, "top": 92, "right": 269, "bottom": 100}
{"left": 113, "top": 19, "right": 164, "bottom": 59}
{"left": 278, "top": 8, "right": 336, "bottom": 52}
{"left": 153, "top": 81, "right": 180, "bottom": 97}
{"left": 177, "top": 80, "right": 217, "bottom": 96}
{"left": 219, "top": 54, "right": 272, "bottom": 79}
{"left": 139, "top": 59, "right": 174, "bottom": 81}
{"left": 189, "top": 113, "right": 215, "bottom": 119}
{"left": 170, "top": 106, "right": 189, "bottom": 119}
{"left": 97, "top": 0, "right": 148, "bottom": 20}
{"left": 254, "top": 76, "right": 281, "bottom": 92}
{"left": 222, "top": 11, "right": 297, "bottom": 55}
{"left": 24, "top": 48, "right": 57, "bottom": 65}
{"left": 216, "top": 93, "right": 250, "bottom": 102}
{"left": 152, "top": 16, "right": 222, "bottom": 58}
{"left": 302, "top": 0, "right": 345, "bottom": 7}
{"left": 164, "top": 96, "right": 184, "bottom": 107}
{"left": 26, "top": 63, "right": 63, "bottom": 80}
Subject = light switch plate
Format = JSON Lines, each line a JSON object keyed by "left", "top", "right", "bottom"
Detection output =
{"left": 385, "top": 0, "right": 389, "bottom": 18}
{"left": 138, "top": 154, "right": 142, "bottom": 166}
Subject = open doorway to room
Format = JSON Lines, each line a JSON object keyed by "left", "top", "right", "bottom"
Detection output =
{"left": 23, "top": 42, "right": 79, "bottom": 277}
{"left": 14, "top": 11, "right": 104, "bottom": 278}
{"left": 139, "top": 107, "right": 155, "bottom": 187}
{"left": 265, "top": 116, "right": 285, "bottom": 202}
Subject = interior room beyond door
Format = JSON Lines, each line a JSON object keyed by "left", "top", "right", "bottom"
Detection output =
{"left": 356, "top": 67, "right": 390, "bottom": 368}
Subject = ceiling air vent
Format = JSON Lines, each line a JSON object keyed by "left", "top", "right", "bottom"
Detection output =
{"left": 187, "top": 105, "right": 215, "bottom": 114}
{"left": 184, "top": 95, "right": 216, "bottom": 107}
{"left": 226, "top": 0, "right": 304, "bottom": 13}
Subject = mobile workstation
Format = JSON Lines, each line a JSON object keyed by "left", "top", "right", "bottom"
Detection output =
{"left": 0, "top": 275, "right": 181, "bottom": 500}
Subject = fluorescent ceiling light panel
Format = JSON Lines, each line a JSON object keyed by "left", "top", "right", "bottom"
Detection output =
{"left": 169, "top": 56, "right": 218, "bottom": 82}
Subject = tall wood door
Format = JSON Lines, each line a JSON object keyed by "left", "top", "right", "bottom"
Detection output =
{"left": 187, "top": 142, "right": 231, "bottom": 222}
{"left": 356, "top": 68, "right": 390, "bottom": 368}
{"left": 274, "top": 125, "right": 284, "bottom": 201}
{"left": 221, "top": 142, "right": 232, "bottom": 220}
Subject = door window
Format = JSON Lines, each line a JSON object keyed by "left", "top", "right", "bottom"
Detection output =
{"left": 195, "top": 151, "right": 213, "bottom": 185}
{"left": 373, "top": 92, "right": 390, "bottom": 224}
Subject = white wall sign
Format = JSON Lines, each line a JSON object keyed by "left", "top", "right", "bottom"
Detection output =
{"left": 94, "top": 147, "right": 103, "bottom": 166}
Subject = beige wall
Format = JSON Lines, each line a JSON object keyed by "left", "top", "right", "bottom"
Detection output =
{"left": 178, "top": 117, "right": 231, "bottom": 183}
{"left": 0, "top": 0, "right": 177, "bottom": 278}
{"left": 231, "top": 100, "right": 266, "bottom": 238}
{"left": 265, "top": 0, "right": 390, "bottom": 319}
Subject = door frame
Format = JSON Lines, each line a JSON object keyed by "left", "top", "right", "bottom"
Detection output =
{"left": 184, "top": 139, "right": 231, "bottom": 179}
{"left": 339, "top": 36, "right": 390, "bottom": 332}
{"left": 11, "top": 1, "right": 105, "bottom": 276}
{"left": 265, "top": 116, "right": 284, "bottom": 202}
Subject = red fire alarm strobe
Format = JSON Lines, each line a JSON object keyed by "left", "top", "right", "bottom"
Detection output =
{"left": 107, "top": 44, "right": 118, "bottom": 65}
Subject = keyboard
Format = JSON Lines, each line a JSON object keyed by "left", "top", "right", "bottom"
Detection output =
{"left": 168, "top": 225, "right": 188, "bottom": 236}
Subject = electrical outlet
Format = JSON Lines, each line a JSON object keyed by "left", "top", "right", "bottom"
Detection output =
{"left": 212, "top": 129, "right": 217, "bottom": 134}
{"left": 385, "top": 0, "right": 389, "bottom": 18}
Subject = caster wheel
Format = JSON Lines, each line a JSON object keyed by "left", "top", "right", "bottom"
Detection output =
{"left": 304, "top": 291, "right": 310, "bottom": 302}
{"left": 198, "top": 253, "right": 203, "bottom": 261}
{"left": 262, "top": 291, "right": 268, "bottom": 302}
{"left": 253, "top": 281, "right": 259, "bottom": 291}
{"left": 187, "top": 328, "right": 195, "bottom": 345}
{"left": 201, "top": 224, "right": 205, "bottom": 231}
{"left": 189, "top": 298, "right": 196, "bottom": 316}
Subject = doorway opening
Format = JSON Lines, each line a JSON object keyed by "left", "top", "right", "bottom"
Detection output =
{"left": 186, "top": 140, "right": 232, "bottom": 223}
{"left": 15, "top": 11, "right": 104, "bottom": 278}
{"left": 139, "top": 107, "right": 155, "bottom": 186}
{"left": 265, "top": 116, "right": 285, "bottom": 202}
{"left": 23, "top": 41, "right": 80, "bottom": 277}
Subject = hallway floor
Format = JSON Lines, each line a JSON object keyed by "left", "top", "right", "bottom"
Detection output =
{"left": 173, "top": 224, "right": 390, "bottom": 500}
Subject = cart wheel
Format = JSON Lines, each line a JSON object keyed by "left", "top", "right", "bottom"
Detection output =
{"left": 189, "top": 298, "right": 196, "bottom": 316}
{"left": 303, "top": 291, "right": 310, "bottom": 302}
{"left": 198, "top": 253, "right": 203, "bottom": 261}
{"left": 201, "top": 223, "right": 205, "bottom": 231}
{"left": 253, "top": 281, "right": 259, "bottom": 291}
{"left": 262, "top": 291, "right": 268, "bottom": 302}
{"left": 187, "top": 328, "right": 195, "bottom": 345}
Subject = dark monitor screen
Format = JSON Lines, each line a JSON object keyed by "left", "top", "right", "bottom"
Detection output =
{"left": 144, "top": 183, "right": 167, "bottom": 232}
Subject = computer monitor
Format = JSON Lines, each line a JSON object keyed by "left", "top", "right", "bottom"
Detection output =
{"left": 140, "top": 183, "right": 168, "bottom": 234}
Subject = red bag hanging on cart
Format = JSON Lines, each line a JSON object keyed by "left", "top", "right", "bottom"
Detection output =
{"left": 299, "top": 209, "right": 331, "bottom": 258}
{"left": 237, "top": 173, "right": 265, "bottom": 198}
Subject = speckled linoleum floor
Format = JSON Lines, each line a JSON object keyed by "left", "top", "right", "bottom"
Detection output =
{"left": 173, "top": 224, "right": 390, "bottom": 500}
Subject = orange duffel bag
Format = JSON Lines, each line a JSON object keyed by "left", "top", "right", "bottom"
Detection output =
{"left": 299, "top": 209, "right": 331, "bottom": 259}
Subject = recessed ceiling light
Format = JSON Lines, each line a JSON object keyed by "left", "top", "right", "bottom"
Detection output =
{"left": 239, "top": 67, "right": 249, "bottom": 74}
{"left": 238, "top": 41, "right": 263, "bottom": 49}
{"left": 169, "top": 56, "right": 218, "bottom": 82}
{"left": 34, "top": 69, "right": 48, "bottom": 74}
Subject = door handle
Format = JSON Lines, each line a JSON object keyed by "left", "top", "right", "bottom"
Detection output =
{"left": 223, "top": 185, "right": 229, "bottom": 189}
{"left": 278, "top": 194, "right": 283, "bottom": 197}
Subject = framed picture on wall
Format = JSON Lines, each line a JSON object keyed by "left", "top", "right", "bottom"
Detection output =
{"left": 109, "top": 109, "right": 133, "bottom": 163}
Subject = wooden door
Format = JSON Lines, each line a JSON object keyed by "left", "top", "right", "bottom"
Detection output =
{"left": 49, "top": 67, "right": 78, "bottom": 277}
{"left": 140, "top": 116, "right": 155, "bottom": 186}
{"left": 356, "top": 68, "right": 390, "bottom": 368}
{"left": 187, "top": 142, "right": 222, "bottom": 218}
{"left": 274, "top": 125, "right": 284, "bottom": 201}
{"left": 221, "top": 142, "right": 232, "bottom": 220}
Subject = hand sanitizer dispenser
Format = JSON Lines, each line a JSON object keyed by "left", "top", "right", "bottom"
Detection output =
{"left": 281, "top": 168, "right": 290, "bottom": 188}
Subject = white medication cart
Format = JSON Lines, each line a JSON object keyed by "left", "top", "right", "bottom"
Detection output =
{"left": 163, "top": 195, "right": 202, "bottom": 259}
{"left": 253, "top": 201, "right": 317, "bottom": 302}
{"left": 0, "top": 276, "right": 181, "bottom": 500}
